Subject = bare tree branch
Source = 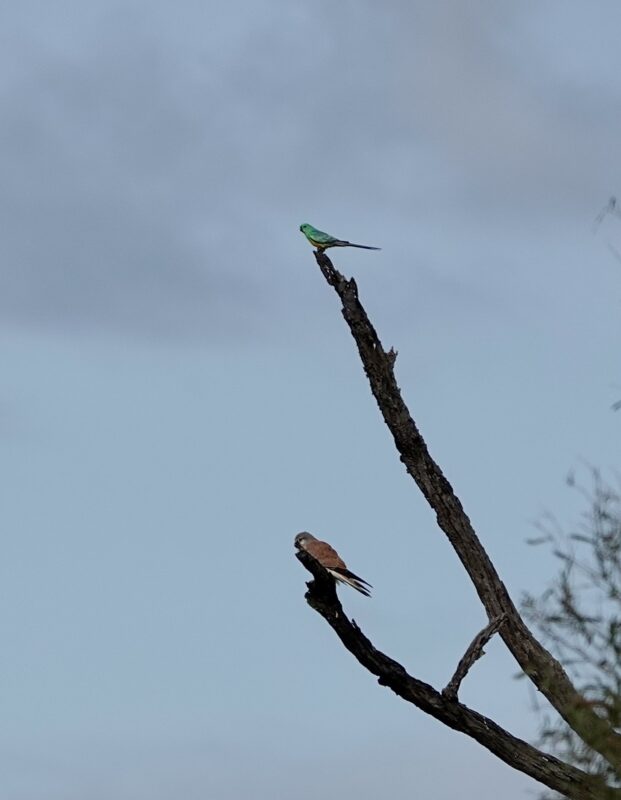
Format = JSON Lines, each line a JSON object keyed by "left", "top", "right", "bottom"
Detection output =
{"left": 296, "top": 549, "right": 619, "bottom": 800}
{"left": 443, "top": 614, "right": 508, "bottom": 700}
{"left": 309, "top": 249, "right": 621, "bottom": 773}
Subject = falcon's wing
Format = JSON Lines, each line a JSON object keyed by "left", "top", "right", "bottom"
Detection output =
{"left": 302, "top": 537, "right": 372, "bottom": 596}
{"left": 331, "top": 566, "right": 372, "bottom": 588}
{"left": 329, "top": 566, "right": 372, "bottom": 596}
{"left": 303, "top": 538, "right": 348, "bottom": 571}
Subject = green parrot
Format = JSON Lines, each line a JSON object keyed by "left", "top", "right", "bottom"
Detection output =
{"left": 300, "top": 223, "right": 380, "bottom": 252}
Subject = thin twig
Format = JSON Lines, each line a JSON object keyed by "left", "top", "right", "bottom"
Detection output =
{"left": 443, "top": 614, "right": 508, "bottom": 700}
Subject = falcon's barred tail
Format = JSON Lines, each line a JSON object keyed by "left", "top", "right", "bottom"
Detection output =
{"left": 329, "top": 568, "right": 373, "bottom": 597}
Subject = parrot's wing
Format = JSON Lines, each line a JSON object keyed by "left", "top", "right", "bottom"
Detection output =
{"left": 305, "top": 226, "right": 339, "bottom": 244}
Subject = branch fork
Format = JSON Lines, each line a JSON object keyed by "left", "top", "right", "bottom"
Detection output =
{"left": 442, "top": 614, "right": 508, "bottom": 700}
{"left": 295, "top": 552, "right": 614, "bottom": 800}
{"left": 293, "top": 248, "right": 621, "bottom": 798}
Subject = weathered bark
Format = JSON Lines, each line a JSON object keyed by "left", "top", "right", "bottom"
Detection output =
{"left": 304, "top": 249, "right": 621, "bottom": 779}
{"left": 442, "top": 614, "right": 507, "bottom": 700}
{"left": 297, "top": 550, "right": 619, "bottom": 800}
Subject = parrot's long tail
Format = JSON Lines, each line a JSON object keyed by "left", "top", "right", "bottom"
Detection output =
{"left": 342, "top": 241, "right": 381, "bottom": 250}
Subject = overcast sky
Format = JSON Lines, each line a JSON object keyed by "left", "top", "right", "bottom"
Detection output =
{"left": 2, "top": 2, "right": 621, "bottom": 798}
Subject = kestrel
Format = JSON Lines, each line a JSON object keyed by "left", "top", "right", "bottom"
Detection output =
{"left": 294, "top": 531, "right": 372, "bottom": 597}
{"left": 300, "top": 223, "right": 381, "bottom": 252}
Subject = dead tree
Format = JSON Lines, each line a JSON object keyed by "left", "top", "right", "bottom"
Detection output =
{"left": 295, "top": 249, "right": 621, "bottom": 800}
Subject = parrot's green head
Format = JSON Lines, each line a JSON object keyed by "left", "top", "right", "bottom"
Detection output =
{"left": 300, "top": 223, "right": 310, "bottom": 234}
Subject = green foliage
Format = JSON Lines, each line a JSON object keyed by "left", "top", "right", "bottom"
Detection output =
{"left": 523, "top": 470, "right": 621, "bottom": 795}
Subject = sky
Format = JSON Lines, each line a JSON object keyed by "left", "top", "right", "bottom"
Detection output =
{"left": 2, "top": 2, "right": 621, "bottom": 798}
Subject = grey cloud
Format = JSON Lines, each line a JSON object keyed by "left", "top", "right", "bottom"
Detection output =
{"left": 1, "top": 7, "right": 270, "bottom": 340}
{"left": 2, "top": 1, "right": 621, "bottom": 340}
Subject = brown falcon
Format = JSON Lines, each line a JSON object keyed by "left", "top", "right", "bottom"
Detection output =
{"left": 294, "top": 531, "right": 372, "bottom": 597}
